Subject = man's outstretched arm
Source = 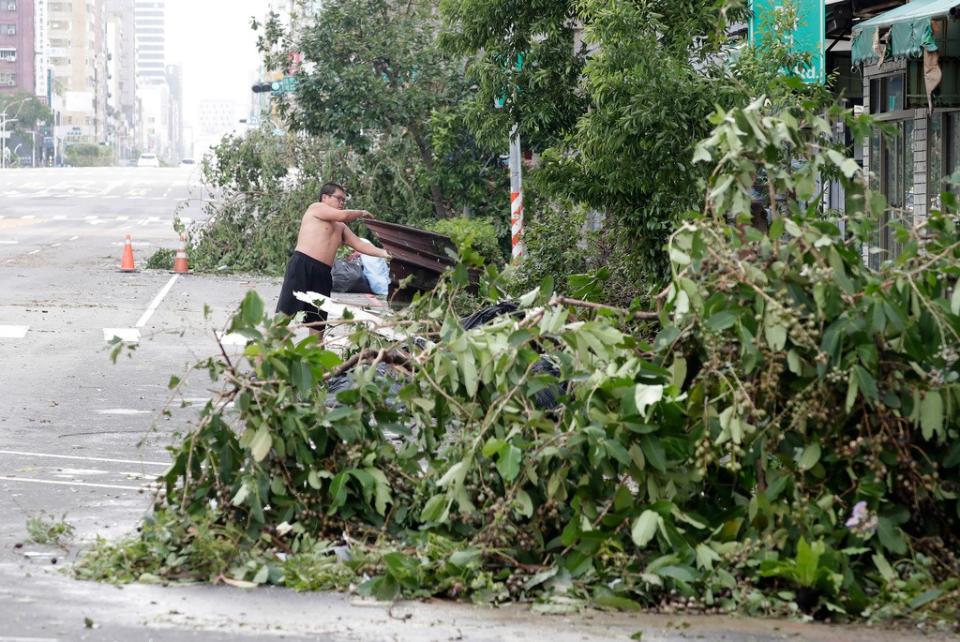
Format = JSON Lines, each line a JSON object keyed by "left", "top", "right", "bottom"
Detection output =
{"left": 341, "top": 225, "right": 391, "bottom": 259}
{"left": 308, "top": 201, "right": 371, "bottom": 223}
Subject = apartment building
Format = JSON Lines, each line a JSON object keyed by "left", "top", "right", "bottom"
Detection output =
{"left": 48, "top": 0, "right": 105, "bottom": 144}
{"left": 105, "top": 0, "right": 136, "bottom": 160}
{"left": 0, "top": 0, "right": 36, "bottom": 95}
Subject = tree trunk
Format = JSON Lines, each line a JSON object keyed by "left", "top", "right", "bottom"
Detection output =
{"left": 407, "top": 122, "right": 450, "bottom": 219}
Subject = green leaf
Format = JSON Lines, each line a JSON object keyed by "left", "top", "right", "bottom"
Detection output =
{"left": 449, "top": 549, "right": 482, "bottom": 568}
{"left": 497, "top": 444, "right": 522, "bottom": 483}
{"left": 764, "top": 322, "right": 787, "bottom": 351}
{"left": 695, "top": 543, "right": 720, "bottom": 570}
{"left": 420, "top": 494, "right": 448, "bottom": 523}
{"left": 640, "top": 436, "right": 667, "bottom": 473}
{"left": 167, "top": 375, "right": 181, "bottom": 389}
{"left": 328, "top": 472, "right": 348, "bottom": 509}
{"left": 250, "top": 426, "right": 272, "bottom": 462}
{"left": 908, "top": 588, "right": 944, "bottom": 611}
{"left": 705, "top": 311, "right": 736, "bottom": 331}
{"left": 633, "top": 384, "right": 664, "bottom": 418}
{"left": 920, "top": 391, "right": 944, "bottom": 440}
{"left": 797, "top": 443, "right": 821, "bottom": 471}
{"left": 631, "top": 510, "right": 661, "bottom": 548}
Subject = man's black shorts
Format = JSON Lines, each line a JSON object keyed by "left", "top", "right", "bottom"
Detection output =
{"left": 276, "top": 251, "right": 332, "bottom": 328}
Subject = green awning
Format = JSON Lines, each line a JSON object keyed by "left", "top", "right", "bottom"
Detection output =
{"left": 851, "top": 0, "right": 958, "bottom": 68}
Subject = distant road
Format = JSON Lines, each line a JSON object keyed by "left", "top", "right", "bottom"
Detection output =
{"left": 0, "top": 166, "right": 206, "bottom": 268}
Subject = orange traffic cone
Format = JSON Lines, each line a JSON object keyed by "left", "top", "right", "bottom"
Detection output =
{"left": 172, "top": 236, "right": 189, "bottom": 274}
{"left": 119, "top": 234, "right": 136, "bottom": 272}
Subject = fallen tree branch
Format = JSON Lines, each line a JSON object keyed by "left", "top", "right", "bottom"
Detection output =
{"left": 550, "top": 295, "right": 658, "bottom": 320}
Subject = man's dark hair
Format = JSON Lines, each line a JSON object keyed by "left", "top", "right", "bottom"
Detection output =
{"left": 320, "top": 182, "right": 345, "bottom": 198}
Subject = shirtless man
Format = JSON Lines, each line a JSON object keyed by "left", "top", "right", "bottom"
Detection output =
{"left": 275, "top": 182, "right": 390, "bottom": 336}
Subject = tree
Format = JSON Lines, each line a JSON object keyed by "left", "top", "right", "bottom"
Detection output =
{"left": 0, "top": 92, "right": 52, "bottom": 133}
{"left": 258, "top": 0, "right": 499, "bottom": 220}
{"left": 441, "top": 1, "right": 758, "bottom": 291}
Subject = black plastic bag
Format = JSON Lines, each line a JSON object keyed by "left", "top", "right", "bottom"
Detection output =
{"left": 460, "top": 302, "right": 519, "bottom": 329}
{"left": 332, "top": 259, "right": 372, "bottom": 293}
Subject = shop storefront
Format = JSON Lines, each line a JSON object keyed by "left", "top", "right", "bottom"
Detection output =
{"left": 852, "top": 0, "right": 960, "bottom": 264}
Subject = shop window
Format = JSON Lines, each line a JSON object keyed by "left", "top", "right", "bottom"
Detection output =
{"left": 871, "top": 74, "right": 906, "bottom": 113}
{"left": 868, "top": 121, "right": 914, "bottom": 266}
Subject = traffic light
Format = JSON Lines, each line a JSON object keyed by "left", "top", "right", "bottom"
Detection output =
{"left": 251, "top": 82, "right": 273, "bottom": 93}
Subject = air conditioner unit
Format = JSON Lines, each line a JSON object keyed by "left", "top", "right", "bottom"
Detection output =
{"left": 5, "top": 2, "right": 15, "bottom": 10}
{"left": 4, "top": 80, "right": 15, "bottom": 86}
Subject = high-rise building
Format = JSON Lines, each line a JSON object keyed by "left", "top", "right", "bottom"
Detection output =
{"left": 0, "top": 0, "right": 36, "bottom": 95}
{"left": 165, "top": 62, "right": 181, "bottom": 161}
{"left": 33, "top": 0, "right": 47, "bottom": 97}
{"left": 105, "top": 0, "right": 136, "bottom": 160}
{"left": 48, "top": 0, "right": 105, "bottom": 144}
{"left": 134, "top": 0, "right": 164, "bottom": 83}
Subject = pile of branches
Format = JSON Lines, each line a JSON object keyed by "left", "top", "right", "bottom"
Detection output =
{"left": 77, "top": 101, "right": 960, "bottom": 625}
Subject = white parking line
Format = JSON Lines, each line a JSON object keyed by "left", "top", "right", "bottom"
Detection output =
{"left": 96, "top": 408, "right": 150, "bottom": 415}
{"left": 0, "top": 325, "right": 29, "bottom": 338}
{"left": 0, "top": 475, "right": 151, "bottom": 491}
{"left": 103, "top": 274, "right": 179, "bottom": 343}
{"left": 0, "top": 240, "right": 17, "bottom": 244}
{"left": 0, "top": 449, "right": 168, "bottom": 467}
{"left": 135, "top": 274, "right": 179, "bottom": 328}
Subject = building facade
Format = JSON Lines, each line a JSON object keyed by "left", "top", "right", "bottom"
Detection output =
{"left": 0, "top": 0, "right": 36, "bottom": 95}
{"left": 48, "top": 0, "right": 105, "bottom": 145}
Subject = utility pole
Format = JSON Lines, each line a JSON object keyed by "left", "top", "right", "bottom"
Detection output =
{"left": 509, "top": 124, "right": 524, "bottom": 261}
{"left": 496, "top": 53, "right": 526, "bottom": 262}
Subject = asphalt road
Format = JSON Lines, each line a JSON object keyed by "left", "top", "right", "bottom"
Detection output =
{"left": 0, "top": 168, "right": 955, "bottom": 642}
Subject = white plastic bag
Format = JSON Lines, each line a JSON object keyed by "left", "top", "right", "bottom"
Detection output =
{"left": 360, "top": 254, "right": 390, "bottom": 296}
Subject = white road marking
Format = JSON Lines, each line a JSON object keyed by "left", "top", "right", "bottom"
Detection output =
{"left": 0, "top": 240, "right": 17, "bottom": 244}
{"left": 0, "top": 449, "right": 167, "bottom": 467}
{"left": 19, "top": 215, "right": 35, "bottom": 219}
{"left": 27, "top": 249, "right": 40, "bottom": 255}
{"left": 116, "top": 215, "right": 129, "bottom": 221}
{"left": 103, "top": 327, "right": 140, "bottom": 343}
{"left": 96, "top": 408, "right": 151, "bottom": 415}
{"left": 53, "top": 214, "right": 66, "bottom": 220}
{"left": 135, "top": 274, "right": 179, "bottom": 328}
{"left": 68, "top": 235, "right": 79, "bottom": 241}
{"left": 50, "top": 242, "right": 61, "bottom": 247}
{"left": 0, "top": 475, "right": 151, "bottom": 491}
{"left": 0, "top": 636, "right": 61, "bottom": 642}
{"left": 0, "top": 325, "right": 29, "bottom": 338}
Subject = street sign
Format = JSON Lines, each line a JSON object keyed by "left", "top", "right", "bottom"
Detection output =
{"left": 749, "top": 0, "right": 825, "bottom": 85}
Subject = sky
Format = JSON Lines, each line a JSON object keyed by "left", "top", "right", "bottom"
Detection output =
{"left": 165, "top": 0, "right": 274, "bottom": 141}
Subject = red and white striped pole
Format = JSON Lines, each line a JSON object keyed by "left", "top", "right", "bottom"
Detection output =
{"left": 509, "top": 123, "right": 524, "bottom": 261}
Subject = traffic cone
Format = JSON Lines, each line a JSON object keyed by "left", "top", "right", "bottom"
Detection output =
{"left": 119, "top": 234, "right": 136, "bottom": 272}
{"left": 172, "top": 236, "right": 189, "bottom": 274}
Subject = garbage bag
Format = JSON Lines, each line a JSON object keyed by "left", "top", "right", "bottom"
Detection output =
{"left": 530, "top": 358, "right": 563, "bottom": 410}
{"left": 460, "top": 302, "right": 519, "bottom": 330}
{"left": 360, "top": 255, "right": 390, "bottom": 296}
{"left": 332, "top": 259, "right": 372, "bottom": 294}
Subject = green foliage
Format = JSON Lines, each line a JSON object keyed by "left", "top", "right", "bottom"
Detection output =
{"left": 64, "top": 143, "right": 116, "bottom": 168}
{"left": 146, "top": 248, "right": 175, "bottom": 271}
{"left": 0, "top": 92, "right": 52, "bottom": 134}
{"left": 257, "top": 0, "right": 502, "bottom": 220}
{"left": 428, "top": 217, "right": 504, "bottom": 266}
{"left": 26, "top": 513, "right": 74, "bottom": 548}
{"left": 79, "top": 99, "right": 960, "bottom": 628}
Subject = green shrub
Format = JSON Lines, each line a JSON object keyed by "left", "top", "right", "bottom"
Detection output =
{"left": 64, "top": 143, "right": 116, "bottom": 167}
{"left": 145, "top": 248, "right": 175, "bottom": 271}
{"left": 428, "top": 216, "right": 504, "bottom": 265}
